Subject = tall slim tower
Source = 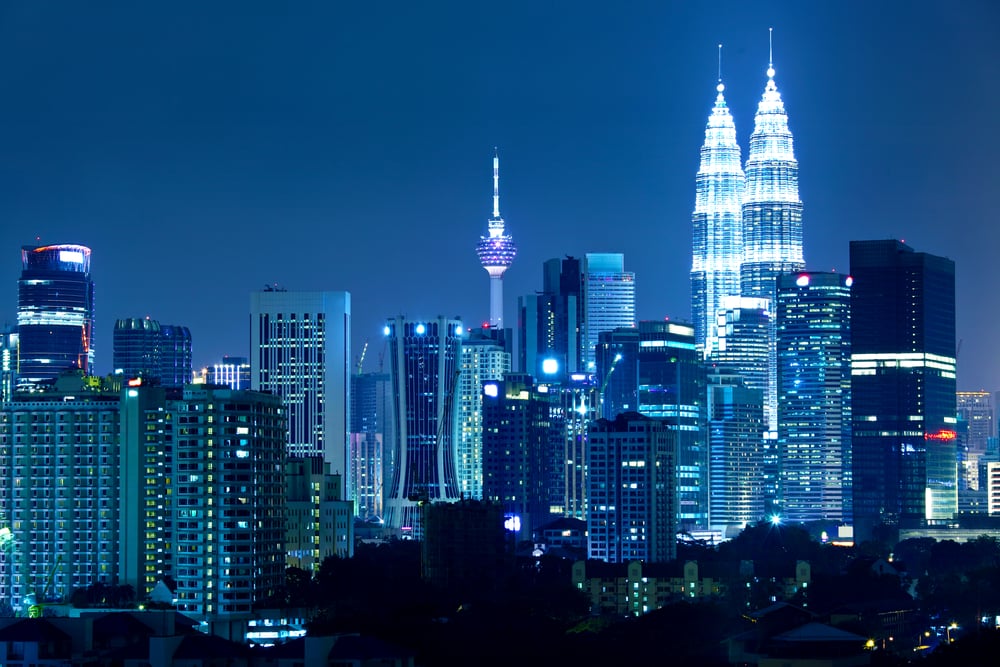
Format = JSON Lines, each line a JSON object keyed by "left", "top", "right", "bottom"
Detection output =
{"left": 476, "top": 150, "right": 517, "bottom": 328}
{"left": 17, "top": 244, "right": 95, "bottom": 386}
{"left": 741, "top": 34, "right": 804, "bottom": 306}
{"left": 382, "top": 316, "right": 464, "bottom": 538}
{"left": 250, "top": 289, "right": 351, "bottom": 488}
{"left": 850, "top": 240, "right": 957, "bottom": 543}
{"left": 691, "top": 49, "right": 745, "bottom": 353}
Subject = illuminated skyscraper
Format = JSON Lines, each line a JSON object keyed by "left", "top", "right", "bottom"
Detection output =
{"left": 850, "top": 240, "right": 957, "bottom": 542}
{"left": 455, "top": 327, "right": 511, "bottom": 500}
{"left": 691, "top": 62, "right": 744, "bottom": 353}
{"left": 207, "top": 355, "right": 251, "bottom": 389}
{"left": 476, "top": 150, "right": 517, "bottom": 328}
{"left": 518, "top": 256, "right": 583, "bottom": 377}
{"left": 250, "top": 289, "right": 351, "bottom": 486}
{"left": 582, "top": 253, "right": 635, "bottom": 371}
{"left": 775, "top": 272, "right": 852, "bottom": 524}
{"left": 741, "top": 40, "right": 804, "bottom": 306}
{"left": 956, "top": 391, "right": 994, "bottom": 491}
{"left": 350, "top": 370, "right": 393, "bottom": 520}
{"left": 382, "top": 316, "right": 464, "bottom": 537}
{"left": 113, "top": 317, "right": 192, "bottom": 387}
{"left": 17, "top": 244, "right": 95, "bottom": 386}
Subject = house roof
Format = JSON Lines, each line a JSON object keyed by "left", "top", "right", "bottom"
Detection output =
{"left": 0, "top": 619, "right": 71, "bottom": 644}
{"left": 771, "top": 622, "right": 868, "bottom": 643}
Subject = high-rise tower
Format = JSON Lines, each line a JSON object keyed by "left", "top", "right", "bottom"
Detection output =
{"left": 17, "top": 244, "right": 95, "bottom": 386}
{"left": 476, "top": 150, "right": 517, "bottom": 328}
{"left": 691, "top": 48, "right": 745, "bottom": 353}
{"left": 741, "top": 33, "right": 804, "bottom": 306}
{"left": 850, "top": 240, "right": 956, "bottom": 543}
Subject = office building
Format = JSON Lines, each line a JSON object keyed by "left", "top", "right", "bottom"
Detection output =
{"left": 17, "top": 244, "right": 95, "bottom": 386}
{"left": 0, "top": 374, "right": 121, "bottom": 610}
{"left": 709, "top": 296, "right": 774, "bottom": 429}
{"left": 455, "top": 327, "right": 511, "bottom": 500}
{"left": 518, "top": 256, "right": 583, "bottom": 377}
{"left": 775, "top": 272, "right": 852, "bottom": 524}
{"left": 587, "top": 413, "right": 676, "bottom": 564}
{"left": 250, "top": 289, "right": 351, "bottom": 485}
{"left": 285, "top": 457, "right": 354, "bottom": 570}
{"left": 555, "top": 373, "right": 599, "bottom": 520}
{"left": 850, "top": 240, "right": 957, "bottom": 542}
{"left": 350, "top": 371, "right": 393, "bottom": 520}
{"left": 691, "top": 70, "right": 745, "bottom": 353}
{"left": 740, "top": 51, "right": 804, "bottom": 306}
{"left": 957, "top": 391, "right": 994, "bottom": 491}
{"left": 476, "top": 150, "right": 517, "bottom": 329}
{"left": 207, "top": 356, "right": 252, "bottom": 390}
{"left": 481, "top": 373, "right": 562, "bottom": 537}
{"left": 707, "top": 369, "right": 767, "bottom": 533}
{"left": 382, "top": 317, "right": 463, "bottom": 538}
{"left": 113, "top": 318, "right": 193, "bottom": 387}
{"left": 582, "top": 253, "right": 635, "bottom": 372}
{"left": 0, "top": 331, "right": 17, "bottom": 403}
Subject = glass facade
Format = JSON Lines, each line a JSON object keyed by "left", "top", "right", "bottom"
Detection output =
{"left": 741, "top": 64, "right": 804, "bottom": 307}
{"left": 850, "top": 240, "right": 957, "bottom": 542}
{"left": 113, "top": 317, "right": 192, "bottom": 387}
{"left": 583, "top": 253, "right": 635, "bottom": 372}
{"left": 17, "top": 244, "right": 95, "bottom": 386}
{"left": 775, "top": 272, "right": 852, "bottom": 524}
{"left": 382, "top": 316, "right": 463, "bottom": 538}
{"left": 691, "top": 80, "right": 744, "bottom": 353}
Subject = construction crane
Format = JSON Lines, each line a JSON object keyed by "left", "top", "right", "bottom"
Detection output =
{"left": 355, "top": 341, "right": 369, "bottom": 375}
{"left": 25, "top": 554, "right": 64, "bottom": 618}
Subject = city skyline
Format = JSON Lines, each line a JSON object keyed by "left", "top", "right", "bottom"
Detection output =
{"left": 0, "top": 3, "right": 995, "bottom": 388}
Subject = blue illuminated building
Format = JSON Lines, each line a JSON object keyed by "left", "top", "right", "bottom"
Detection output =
{"left": 17, "top": 244, "right": 95, "bottom": 386}
{"left": 850, "top": 240, "right": 957, "bottom": 543}
{"left": 113, "top": 317, "right": 192, "bottom": 387}
{"left": 741, "top": 46, "right": 804, "bottom": 307}
{"left": 476, "top": 150, "right": 516, "bottom": 329}
{"left": 382, "top": 316, "right": 463, "bottom": 538}
{"left": 775, "top": 272, "right": 852, "bottom": 524}
{"left": 691, "top": 65, "right": 744, "bottom": 353}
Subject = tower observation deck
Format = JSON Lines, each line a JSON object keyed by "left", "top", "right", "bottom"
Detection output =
{"left": 476, "top": 150, "right": 516, "bottom": 328}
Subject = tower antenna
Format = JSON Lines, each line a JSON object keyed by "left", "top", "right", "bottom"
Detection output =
{"left": 718, "top": 43, "right": 722, "bottom": 83}
{"left": 768, "top": 27, "right": 773, "bottom": 68}
{"left": 492, "top": 147, "right": 500, "bottom": 219}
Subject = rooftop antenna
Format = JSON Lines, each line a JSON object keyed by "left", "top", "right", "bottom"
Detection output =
{"left": 718, "top": 43, "right": 722, "bottom": 83}
{"left": 768, "top": 27, "right": 773, "bottom": 68}
{"left": 492, "top": 146, "right": 500, "bottom": 219}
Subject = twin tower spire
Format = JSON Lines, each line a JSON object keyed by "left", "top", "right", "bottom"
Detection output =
{"left": 691, "top": 31, "right": 803, "bottom": 353}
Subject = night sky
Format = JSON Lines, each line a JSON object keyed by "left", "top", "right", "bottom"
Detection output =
{"left": 0, "top": 2, "right": 997, "bottom": 388}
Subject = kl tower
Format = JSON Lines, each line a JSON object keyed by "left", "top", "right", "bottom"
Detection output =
{"left": 476, "top": 149, "right": 516, "bottom": 328}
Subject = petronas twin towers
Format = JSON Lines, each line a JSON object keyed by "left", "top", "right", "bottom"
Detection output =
{"left": 691, "top": 43, "right": 804, "bottom": 354}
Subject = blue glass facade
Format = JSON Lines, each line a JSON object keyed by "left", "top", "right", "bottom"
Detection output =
{"left": 775, "top": 272, "right": 852, "bottom": 524}
{"left": 382, "top": 316, "right": 463, "bottom": 537}
{"left": 17, "top": 244, "right": 95, "bottom": 386}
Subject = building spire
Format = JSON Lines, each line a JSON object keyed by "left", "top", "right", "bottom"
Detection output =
{"left": 767, "top": 27, "right": 775, "bottom": 80}
{"left": 493, "top": 147, "right": 500, "bottom": 219}
{"left": 718, "top": 43, "right": 722, "bottom": 84}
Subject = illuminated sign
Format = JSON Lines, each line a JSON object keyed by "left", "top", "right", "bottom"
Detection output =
{"left": 127, "top": 378, "right": 143, "bottom": 387}
{"left": 59, "top": 250, "right": 84, "bottom": 264}
{"left": 796, "top": 274, "right": 810, "bottom": 287}
{"left": 541, "top": 358, "right": 559, "bottom": 375}
{"left": 504, "top": 514, "right": 521, "bottom": 532}
{"left": 925, "top": 429, "right": 957, "bottom": 442}
{"left": 483, "top": 383, "right": 499, "bottom": 398}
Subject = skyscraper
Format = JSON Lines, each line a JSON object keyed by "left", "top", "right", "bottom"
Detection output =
{"left": 476, "top": 150, "right": 517, "bottom": 329}
{"left": 956, "top": 391, "right": 994, "bottom": 491}
{"left": 113, "top": 317, "right": 193, "bottom": 387}
{"left": 587, "top": 412, "right": 676, "bottom": 564}
{"left": 455, "top": 327, "right": 511, "bottom": 500}
{"left": 741, "top": 43, "right": 804, "bottom": 306}
{"left": 707, "top": 369, "right": 766, "bottom": 533}
{"left": 582, "top": 253, "right": 635, "bottom": 372}
{"left": 207, "top": 355, "right": 251, "bottom": 390}
{"left": 518, "top": 256, "right": 583, "bottom": 377}
{"left": 17, "top": 244, "right": 95, "bottom": 386}
{"left": 250, "top": 289, "right": 351, "bottom": 485}
{"left": 382, "top": 316, "right": 464, "bottom": 538}
{"left": 850, "top": 240, "right": 957, "bottom": 542}
{"left": 691, "top": 65, "right": 744, "bottom": 353}
{"left": 350, "top": 370, "right": 393, "bottom": 520}
{"left": 775, "top": 272, "right": 852, "bottom": 524}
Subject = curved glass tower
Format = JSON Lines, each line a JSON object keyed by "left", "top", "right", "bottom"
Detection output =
{"left": 741, "top": 57, "right": 804, "bottom": 305}
{"left": 17, "top": 244, "right": 95, "bottom": 386}
{"left": 691, "top": 77, "right": 744, "bottom": 353}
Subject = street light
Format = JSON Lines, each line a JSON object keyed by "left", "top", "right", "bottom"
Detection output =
{"left": 946, "top": 622, "right": 958, "bottom": 643}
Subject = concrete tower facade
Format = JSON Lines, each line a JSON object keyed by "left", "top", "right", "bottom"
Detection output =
{"left": 476, "top": 151, "right": 516, "bottom": 328}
